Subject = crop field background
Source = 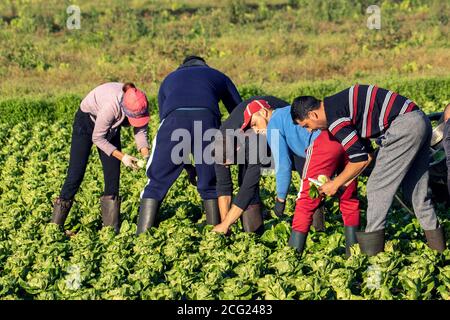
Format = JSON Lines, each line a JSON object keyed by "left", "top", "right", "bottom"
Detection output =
{"left": 0, "top": 0, "right": 449, "bottom": 300}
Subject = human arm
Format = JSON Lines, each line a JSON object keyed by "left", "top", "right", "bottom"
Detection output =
{"left": 133, "top": 125, "right": 150, "bottom": 158}
{"left": 319, "top": 124, "right": 371, "bottom": 196}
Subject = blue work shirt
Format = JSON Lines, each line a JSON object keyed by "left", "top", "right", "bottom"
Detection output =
{"left": 267, "top": 106, "right": 320, "bottom": 200}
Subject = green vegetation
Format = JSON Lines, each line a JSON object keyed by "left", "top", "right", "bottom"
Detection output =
{"left": 0, "top": 0, "right": 449, "bottom": 300}
{"left": 1, "top": 77, "right": 449, "bottom": 124}
{"left": 0, "top": 0, "right": 449, "bottom": 98}
{"left": 0, "top": 85, "right": 448, "bottom": 300}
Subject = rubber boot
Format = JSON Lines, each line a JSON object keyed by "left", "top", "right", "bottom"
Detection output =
{"left": 288, "top": 230, "right": 308, "bottom": 255}
{"left": 100, "top": 195, "right": 120, "bottom": 233}
{"left": 51, "top": 197, "right": 73, "bottom": 226}
{"left": 424, "top": 226, "right": 446, "bottom": 253}
{"left": 345, "top": 226, "right": 358, "bottom": 258}
{"left": 241, "top": 204, "right": 264, "bottom": 234}
{"left": 356, "top": 229, "right": 385, "bottom": 256}
{"left": 312, "top": 206, "right": 326, "bottom": 232}
{"left": 204, "top": 199, "right": 220, "bottom": 226}
{"left": 136, "top": 198, "right": 160, "bottom": 235}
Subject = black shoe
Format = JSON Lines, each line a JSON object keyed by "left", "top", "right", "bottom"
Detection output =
{"left": 356, "top": 229, "right": 385, "bottom": 256}
{"left": 100, "top": 195, "right": 120, "bottom": 233}
{"left": 312, "top": 206, "right": 326, "bottom": 232}
{"left": 203, "top": 199, "right": 220, "bottom": 226}
{"left": 241, "top": 204, "right": 264, "bottom": 234}
{"left": 136, "top": 198, "right": 160, "bottom": 235}
{"left": 288, "top": 230, "right": 308, "bottom": 255}
{"left": 51, "top": 197, "right": 73, "bottom": 226}
{"left": 345, "top": 225, "right": 358, "bottom": 258}
{"left": 424, "top": 226, "right": 446, "bottom": 252}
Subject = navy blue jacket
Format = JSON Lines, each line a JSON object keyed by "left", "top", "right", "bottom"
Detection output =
{"left": 158, "top": 65, "right": 242, "bottom": 120}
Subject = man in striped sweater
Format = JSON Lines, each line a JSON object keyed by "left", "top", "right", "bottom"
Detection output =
{"left": 290, "top": 85, "right": 445, "bottom": 256}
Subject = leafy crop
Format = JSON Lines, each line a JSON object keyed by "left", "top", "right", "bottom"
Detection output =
{"left": 0, "top": 95, "right": 449, "bottom": 300}
{"left": 309, "top": 175, "right": 328, "bottom": 199}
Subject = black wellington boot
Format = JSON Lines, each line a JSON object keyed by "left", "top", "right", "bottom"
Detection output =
{"left": 356, "top": 229, "right": 385, "bottom": 256}
{"left": 51, "top": 197, "right": 73, "bottom": 226}
{"left": 100, "top": 195, "right": 120, "bottom": 233}
{"left": 288, "top": 230, "right": 308, "bottom": 256}
{"left": 424, "top": 226, "right": 446, "bottom": 253}
{"left": 204, "top": 199, "right": 221, "bottom": 226}
{"left": 312, "top": 206, "right": 326, "bottom": 232}
{"left": 136, "top": 198, "right": 160, "bottom": 235}
{"left": 345, "top": 225, "right": 358, "bottom": 258}
{"left": 241, "top": 204, "right": 264, "bottom": 234}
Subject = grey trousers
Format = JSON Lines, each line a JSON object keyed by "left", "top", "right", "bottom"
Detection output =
{"left": 365, "top": 110, "right": 439, "bottom": 232}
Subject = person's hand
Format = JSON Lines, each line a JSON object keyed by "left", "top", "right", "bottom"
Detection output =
{"left": 212, "top": 222, "right": 229, "bottom": 234}
{"left": 122, "top": 154, "right": 139, "bottom": 170}
{"left": 140, "top": 147, "right": 150, "bottom": 158}
{"left": 274, "top": 198, "right": 286, "bottom": 217}
{"left": 319, "top": 180, "right": 339, "bottom": 197}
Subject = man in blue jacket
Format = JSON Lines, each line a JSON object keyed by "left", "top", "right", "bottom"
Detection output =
{"left": 136, "top": 56, "right": 242, "bottom": 234}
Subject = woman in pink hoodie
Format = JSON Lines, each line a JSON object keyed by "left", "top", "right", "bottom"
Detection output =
{"left": 51, "top": 82, "right": 150, "bottom": 234}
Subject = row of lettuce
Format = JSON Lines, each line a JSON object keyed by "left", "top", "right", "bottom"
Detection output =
{"left": 0, "top": 77, "right": 448, "bottom": 125}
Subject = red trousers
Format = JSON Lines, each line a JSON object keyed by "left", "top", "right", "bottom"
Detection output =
{"left": 292, "top": 131, "right": 360, "bottom": 233}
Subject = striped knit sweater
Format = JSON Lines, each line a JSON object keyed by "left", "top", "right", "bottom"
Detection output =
{"left": 324, "top": 84, "right": 419, "bottom": 162}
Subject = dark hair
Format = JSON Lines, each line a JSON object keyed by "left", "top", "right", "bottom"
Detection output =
{"left": 122, "top": 82, "right": 136, "bottom": 92}
{"left": 182, "top": 55, "right": 206, "bottom": 64}
{"left": 290, "top": 96, "right": 321, "bottom": 122}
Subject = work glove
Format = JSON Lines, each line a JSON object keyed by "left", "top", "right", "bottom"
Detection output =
{"left": 274, "top": 198, "right": 286, "bottom": 217}
{"left": 122, "top": 154, "right": 139, "bottom": 170}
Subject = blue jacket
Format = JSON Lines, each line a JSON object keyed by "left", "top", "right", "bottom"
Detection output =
{"left": 158, "top": 65, "right": 242, "bottom": 120}
{"left": 267, "top": 106, "right": 320, "bottom": 200}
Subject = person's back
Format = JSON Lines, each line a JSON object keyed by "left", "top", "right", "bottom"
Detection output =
{"left": 324, "top": 84, "right": 419, "bottom": 141}
{"left": 158, "top": 57, "right": 241, "bottom": 120}
{"left": 138, "top": 56, "right": 242, "bottom": 234}
{"left": 221, "top": 95, "right": 288, "bottom": 131}
{"left": 80, "top": 82, "right": 123, "bottom": 117}
{"left": 268, "top": 106, "right": 319, "bottom": 159}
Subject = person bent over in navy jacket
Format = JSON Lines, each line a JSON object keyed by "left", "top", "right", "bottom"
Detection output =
{"left": 136, "top": 56, "right": 242, "bottom": 234}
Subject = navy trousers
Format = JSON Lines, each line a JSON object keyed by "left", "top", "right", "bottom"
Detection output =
{"left": 142, "top": 109, "right": 220, "bottom": 201}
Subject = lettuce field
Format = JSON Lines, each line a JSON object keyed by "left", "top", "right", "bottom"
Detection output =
{"left": 0, "top": 79, "right": 449, "bottom": 300}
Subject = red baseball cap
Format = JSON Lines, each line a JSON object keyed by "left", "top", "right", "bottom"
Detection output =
{"left": 241, "top": 99, "right": 272, "bottom": 131}
{"left": 122, "top": 88, "right": 149, "bottom": 127}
